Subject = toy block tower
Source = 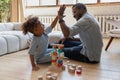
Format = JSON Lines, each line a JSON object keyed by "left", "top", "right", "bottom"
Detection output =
{"left": 49, "top": 44, "right": 64, "bottom": 72}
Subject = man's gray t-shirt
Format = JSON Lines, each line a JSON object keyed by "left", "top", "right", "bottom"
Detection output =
{"left": 69, "top": 12, "right": 103, "bottom": 62}
{"left": 28, "top": 26, "right": 52, "bottom": 63}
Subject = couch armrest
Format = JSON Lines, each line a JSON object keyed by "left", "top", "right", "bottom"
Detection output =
{"left": 13, "top": 22, "right": 23, "bottom": 31}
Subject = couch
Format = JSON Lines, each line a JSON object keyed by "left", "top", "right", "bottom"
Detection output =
{"left": 0, "top": 22, "right": 63, "bottom": 56}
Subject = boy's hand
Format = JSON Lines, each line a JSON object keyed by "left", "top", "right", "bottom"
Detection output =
{"left": 32, "top": 65, "right": 40, "bottom": 71}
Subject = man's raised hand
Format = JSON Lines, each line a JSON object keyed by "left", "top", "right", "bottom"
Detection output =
{"left": 58, "top": 5, "right": 66, "bottom": 19}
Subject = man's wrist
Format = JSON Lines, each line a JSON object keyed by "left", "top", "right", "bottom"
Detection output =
{"left": 59, "top": 19, "right": 65, "bottom": 23}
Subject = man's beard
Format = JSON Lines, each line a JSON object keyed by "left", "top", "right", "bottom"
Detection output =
{"left": 74, "top": 14, "right": 83, "bottom": 21}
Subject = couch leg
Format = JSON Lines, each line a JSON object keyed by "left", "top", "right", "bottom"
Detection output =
{"left": 105, "top": 37, "right": 114, "bottom": 51}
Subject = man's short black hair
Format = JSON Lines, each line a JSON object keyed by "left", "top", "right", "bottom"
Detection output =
{"left": 72, "top": 3, "right": 87, "bottom": 12}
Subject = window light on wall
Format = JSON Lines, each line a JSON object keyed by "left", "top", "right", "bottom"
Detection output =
{"left": 40, "top": 0, "right": 56, "bottom": 5}
{"left": 59, "top": 0, "right": 76, "bottom": 5}
{"left": 27, "top": 0, "right": 39, "bottom": 6}
{"left": 77, "top": 0, "right": 97, "bottom": 4}
{"left": 101, "top": 0, "right": 120, "bottom": 3}
{"left": 25, "top": 0, "right": 120, "bottom": 7}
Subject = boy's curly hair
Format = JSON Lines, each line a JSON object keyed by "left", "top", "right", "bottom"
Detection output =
{"left": 22, "top": 16, "right": 39, "bottom": 35}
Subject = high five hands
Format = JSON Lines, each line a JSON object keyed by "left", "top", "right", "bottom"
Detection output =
{"left": 58, "top": 5, "right": 66, "bottom": 19}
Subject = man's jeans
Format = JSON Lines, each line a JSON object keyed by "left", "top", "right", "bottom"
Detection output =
{"left": 62, "top": 39, "right": 98, "bottom": 63}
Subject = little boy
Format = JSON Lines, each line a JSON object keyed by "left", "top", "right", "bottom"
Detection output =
{"left": 22, "top": 15, "right": 59, "bottom": 71}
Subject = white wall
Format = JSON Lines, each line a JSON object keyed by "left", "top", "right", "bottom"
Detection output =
{"left": 24, "top": 3, "right": 120, "bottom": 26}
{"left": 87, "top": 4, "right": 120, "bottom": 15}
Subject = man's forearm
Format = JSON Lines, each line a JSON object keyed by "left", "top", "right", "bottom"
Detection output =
{"left": 59, "top": 19, "right": 70, "bottom": 38}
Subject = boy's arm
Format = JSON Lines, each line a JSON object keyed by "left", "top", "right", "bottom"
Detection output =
{"left": 29, "top": 54, "right": 39, "bottom": 71}
{"left": 50, "top": 15, "right": 59, "bottom": 29}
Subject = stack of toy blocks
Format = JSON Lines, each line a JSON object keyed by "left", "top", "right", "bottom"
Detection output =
{"left": 49, "top": 44, "right": 65, "bottom": 72}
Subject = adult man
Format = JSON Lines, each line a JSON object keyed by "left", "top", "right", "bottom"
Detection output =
{"left": 58, "top": 3, "right": 103, "bottom": 63}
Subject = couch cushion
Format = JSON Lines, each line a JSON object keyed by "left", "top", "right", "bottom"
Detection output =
{"left": 2, "top": 35, "right": 19, "bottom": 53}
{"left": 0, "top": 31, "right": 23, "bottom": 35}
{"left": 0, "top": 36, "right": 7, "bottom": 55}
{"left": 48, "top": 31, "right": 63, "bottom": 42}
{"left": 109, "top": 29, "right": 120, "bottom": 34}
{"left": 0, "top": 31, "right": 30, "bottom": 49}
{"left": 0, "top": 23, "right": 14, "bottom": 31}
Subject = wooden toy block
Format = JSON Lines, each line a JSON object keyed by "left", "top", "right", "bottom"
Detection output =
{"left": 77, "top": 65, "right": 82, "bottom": 70}
{"left": 68, "top": 66, "right": 75, "bottom": 73}
{"left": 52, "top": 73, "right": 58, "bottom": 80}
{"left": 46, "top": 75, "right": 53, "bottom": 80}
{"left": 46, "top": 72, "right": 51, "bottom": 76}
{"left": 76, "top": 70, "right": 82, "bottom": 75}
{"left": 71, "top": 64, "right": 76, "bottom": 69}
{"left": 66, "top": 61, "right": 70, "bottom": 64}
{"left": 38, "top": 75, "right": 43, "bottom": 80}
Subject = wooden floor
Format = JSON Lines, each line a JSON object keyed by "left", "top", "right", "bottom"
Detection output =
{"left": 0, "top": 38, "right": 120, "bottom": 80}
